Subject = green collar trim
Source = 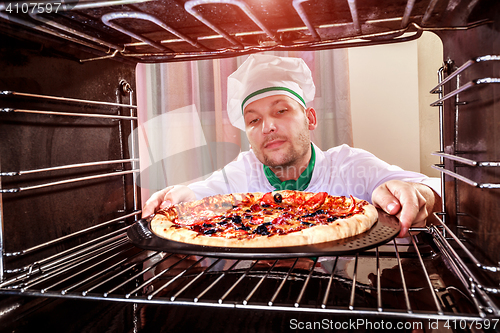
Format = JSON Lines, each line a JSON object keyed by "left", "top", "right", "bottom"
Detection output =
{"left": 263, "top": 143, "right": 315, "bottom": 191}
{"left": 241, "top": 87, "right": 305, "bottom": 113}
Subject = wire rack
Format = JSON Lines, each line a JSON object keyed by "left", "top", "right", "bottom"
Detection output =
{"left": 0, "top": 84, "right": 140, "bottom": 281}
{"left": 0, "top": 217, "right": 498, "bottom": 325}
{"left": 0, "top": 0, "right": 493, "bottom": 63}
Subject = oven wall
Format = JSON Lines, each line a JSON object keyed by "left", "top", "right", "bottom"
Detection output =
{"left": 0, "top": 29, "right": 139, "bottom": 331}
{"left": 0, "top": 33, "right": 138, "bottom": 272}
{"left": 436, "top": 2, "right": 500, "bottom": 270}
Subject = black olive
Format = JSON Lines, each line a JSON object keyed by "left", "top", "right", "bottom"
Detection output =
{"left": 301, "top": 221, "right": 315, "bottom": 227}
{"left": 327, "top": 217, "right": 337, "bottom": 222}
{"left": 261, "top": 203, "right": 270, "bottom": 208}
{"left": 236, "top": 225, "right": 251, "bottom": 231}
{"left": 301, "top": 212, "right": 316, "bottom": 218}
{"left": 262, "top": 222, "right": 272, "bottom": 226}
{"left": 254, "top": 225, "right": 270, "bottom": 235}
{"left": 203, "top": 223, "right": 214, "bottom": 228}
{"left": 273, "top": 193, "right": 283, "bottom": 203}
{"left": 315, "top": 210, "right": 326, "bottom": 215}
{"left": 231, "top": 216, "right": 242, "bottom": 224}
{"left": 217, "top": 220, "right": 228, "bottom": 225}
{"left": 203, "top": 229, "right": 217, "bottom": 235}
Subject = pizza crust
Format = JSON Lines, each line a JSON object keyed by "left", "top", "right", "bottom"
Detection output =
{"left": 150, "top": 192, "right": 378, "bottom": 248}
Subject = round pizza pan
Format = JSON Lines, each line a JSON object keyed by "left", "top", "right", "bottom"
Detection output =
{"left": 127, "top": 209, "right": 400, "bottom": 259}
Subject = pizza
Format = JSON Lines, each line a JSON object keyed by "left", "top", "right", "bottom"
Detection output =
{"left": 149, "top": 190, "right": 378, "bottom": 248}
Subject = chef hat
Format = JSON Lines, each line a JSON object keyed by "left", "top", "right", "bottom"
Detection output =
{"left": 227, "top": 54, "right": 316, "bottom": 130}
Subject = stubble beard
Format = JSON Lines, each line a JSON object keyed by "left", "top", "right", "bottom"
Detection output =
{"left": 259, "top": 118, "right": 311, "bottom": 177}
{"left": 262, "top": 131, "right": 310, "bottom": 169}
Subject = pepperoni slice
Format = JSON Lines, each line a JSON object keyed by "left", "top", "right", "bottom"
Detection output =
{"left": 271, "top": 213, "right": 293, "bottom": 225}
{"left": 327, "top": 195, "right": 356, "bottom": 215}
{"left": 303, "top": 192, "right": 328, "bottom": 211}
{"left": 260, "top": 192, "right": 277, "bottom": 206}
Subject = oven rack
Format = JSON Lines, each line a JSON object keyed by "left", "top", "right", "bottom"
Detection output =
{"left": 0, "top": 87, "right": 139, "bottom": 194}
{"left": 0, "top": 220, "right": 498, "bottom": 323}
{"left": 0, "top": 85, "right": 140, "bottom": 281}
{"left": 429, "top": 55, "right": 500, "bottom": 204}
{"left": 431, "top": 151, "right": 500, "bottom": 189}
{"left": 430, "top": 55, "right": 500, "bottom": 199}
{"left": 0, "top": 0, "right": 492, "bottom": 63}
{"left": 429, "top": 55, "right": 500, "bottom": 285}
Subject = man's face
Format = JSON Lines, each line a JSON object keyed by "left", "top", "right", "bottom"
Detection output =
{"left": 243, "top": 95, "right": 317, "bottom": 170}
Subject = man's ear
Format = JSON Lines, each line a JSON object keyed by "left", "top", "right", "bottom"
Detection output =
{"left": 305, "top": 107, "right": 318, "bottom": 130}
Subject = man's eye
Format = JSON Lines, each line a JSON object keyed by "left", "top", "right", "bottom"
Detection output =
{"left": 277, "top": 109, "right": 287, "bottom": 114}
{"left": 249, "top": 118, "right": 259, "bottom": 124}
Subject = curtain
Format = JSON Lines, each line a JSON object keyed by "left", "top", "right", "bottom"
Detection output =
{"left": 135, "top": 50, "right": 352, "bottom": 200}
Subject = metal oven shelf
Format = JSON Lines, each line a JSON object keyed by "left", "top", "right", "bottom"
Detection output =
{"left": 0, "top": 86, "right": 140, "bottom": 281}
{"left": 0, "top": 0, "right": 493, "bottom": 63}
{"left": 427, "top": 53, "right": 500, "bottom": 327}
{"left": 0, "top": 219, "right": 498, "bottom": 324}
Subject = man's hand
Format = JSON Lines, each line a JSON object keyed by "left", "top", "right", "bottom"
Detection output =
{"left": 141, "top": 185, "right": 197, "bottom": 218}
{"left": 371, "top": 180, "right": 440, "bottom": 237}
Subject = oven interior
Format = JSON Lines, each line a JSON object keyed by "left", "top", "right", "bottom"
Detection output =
{"left": 0, "top": 0, "right": 499, "bottom": 332}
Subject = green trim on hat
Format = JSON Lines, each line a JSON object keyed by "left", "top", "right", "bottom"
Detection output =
{"left": 263, "top": 143, "right": 316, "bottom": 191}
{"left": 241, "top": 87, "right": 306, "bottom": 113}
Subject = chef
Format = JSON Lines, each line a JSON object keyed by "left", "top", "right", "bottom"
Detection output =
{"left": 142, "top": 54, "right": 440, "bottom": 237}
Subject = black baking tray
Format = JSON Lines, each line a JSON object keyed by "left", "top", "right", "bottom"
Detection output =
{"left": 127, "top": 209, "right": 400, "bottom": 259}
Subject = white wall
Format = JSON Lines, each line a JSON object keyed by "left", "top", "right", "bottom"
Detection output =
{"left": 417, "top": 33, "right": 443, "bottom": 177}
{"left": 348, "top": 32, "right": 442, "bottom": 176}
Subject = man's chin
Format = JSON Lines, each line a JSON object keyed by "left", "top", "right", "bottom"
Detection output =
{"left": 263, "top": 156, "right": 294, "bottom": 169}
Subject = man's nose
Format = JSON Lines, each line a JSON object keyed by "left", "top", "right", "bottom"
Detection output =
{"left": 262, "top": 118, "right": 276, "bottom": 134}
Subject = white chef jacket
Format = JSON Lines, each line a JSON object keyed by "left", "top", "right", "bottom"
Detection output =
{"left": 188, "top": 143, "right": 440, "bottom": 203}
